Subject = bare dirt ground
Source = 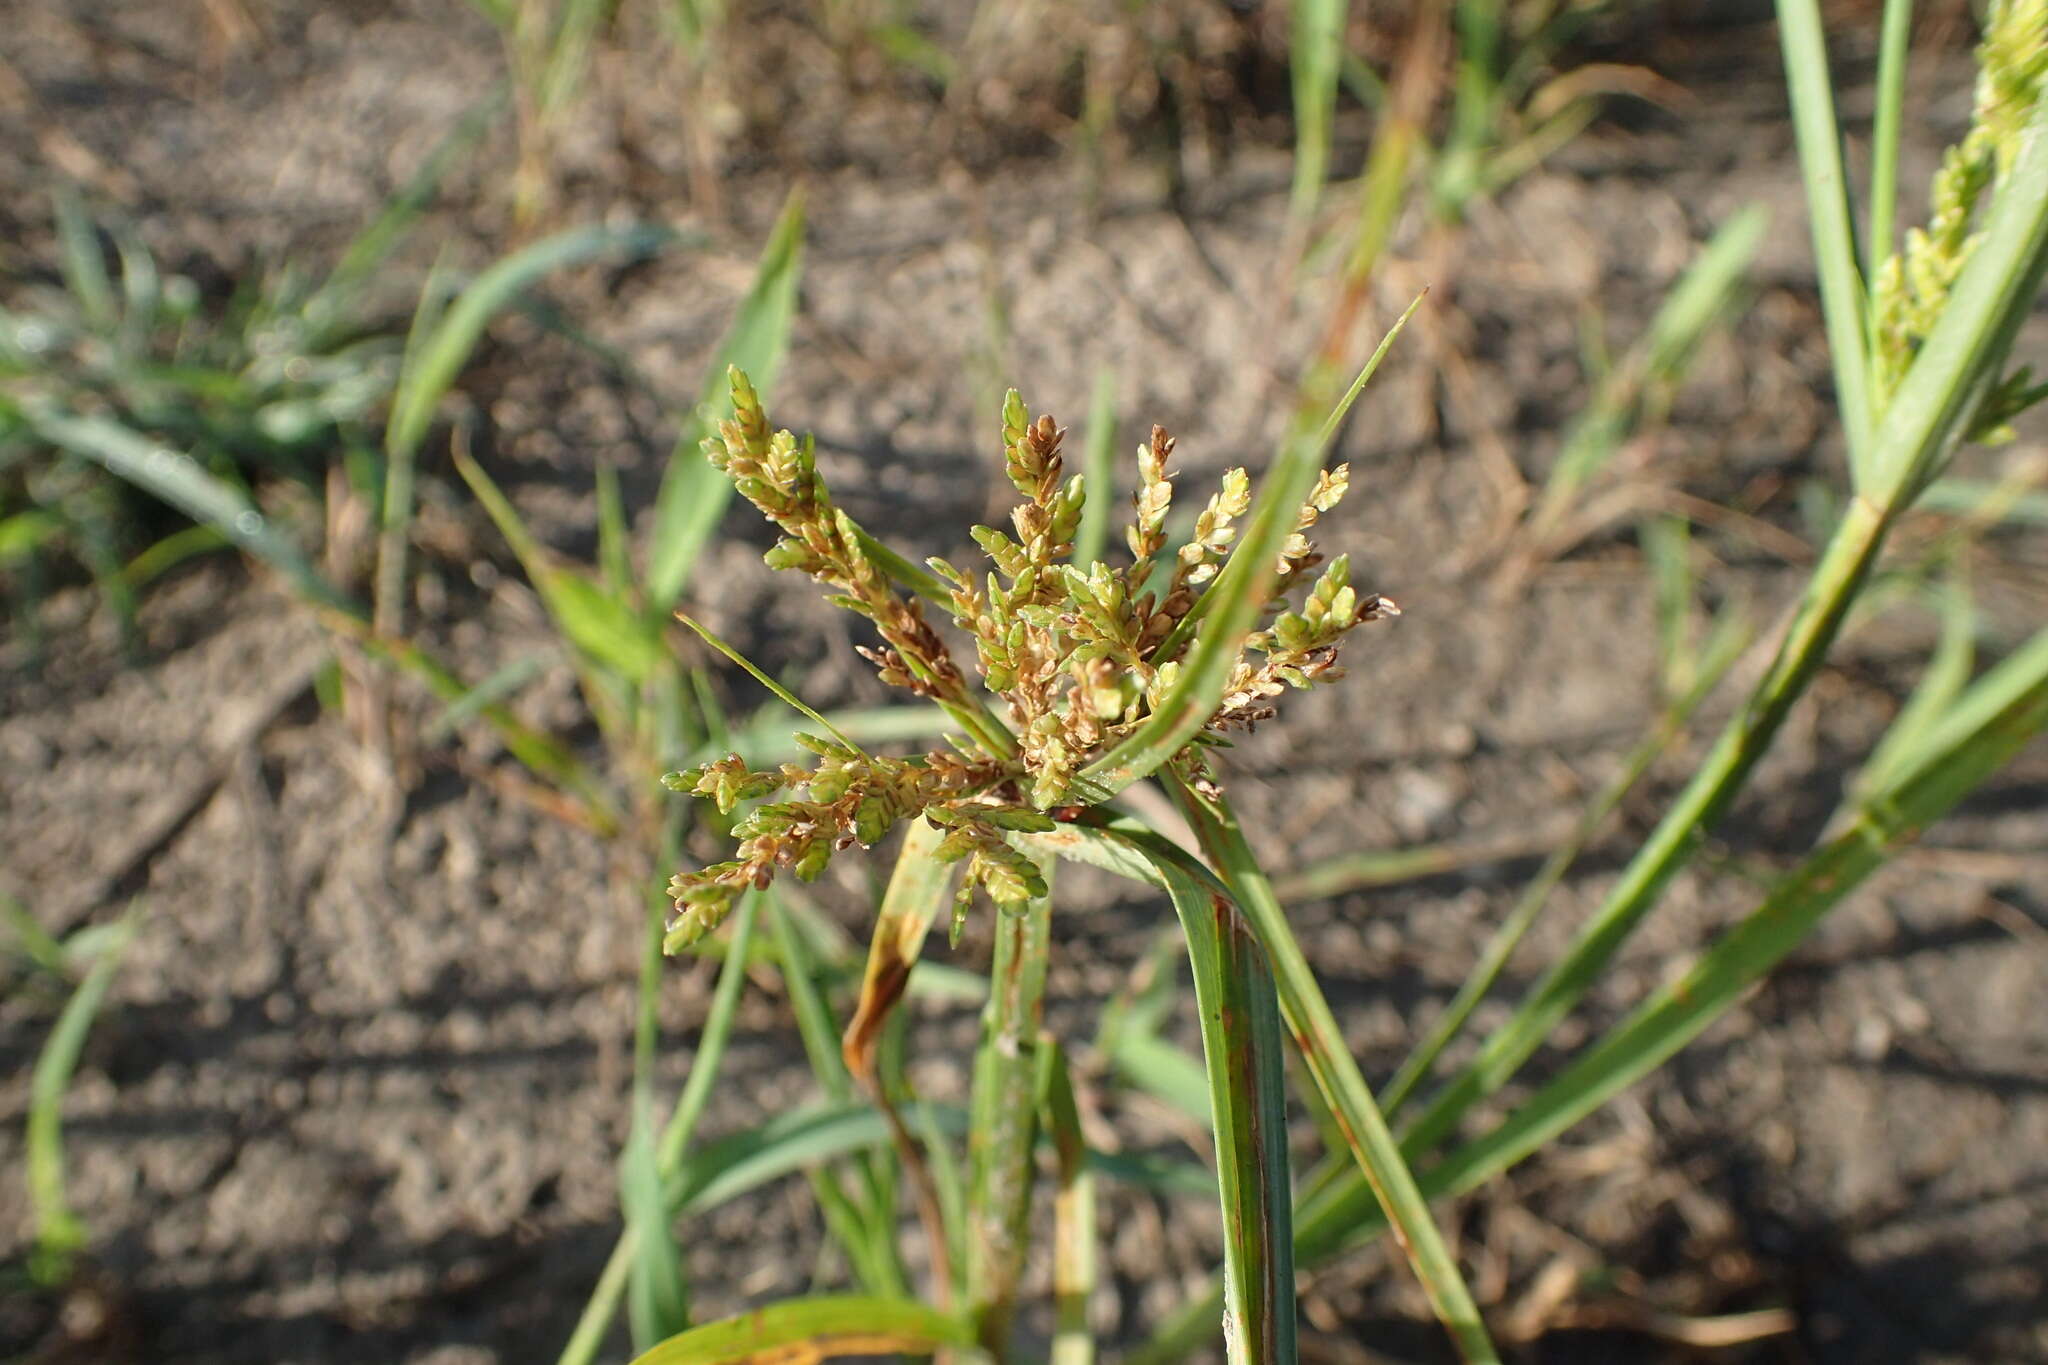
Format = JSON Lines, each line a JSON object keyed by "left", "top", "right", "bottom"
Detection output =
{"left": 2, "top": 3, "right": 2045, "bottom": 1362}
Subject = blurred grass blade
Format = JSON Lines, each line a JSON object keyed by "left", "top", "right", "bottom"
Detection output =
{"left": 350, "top": 630, "right": 619, "bottom": 832}
{"left": 628, "top": 1295, "right": 977, "bottom": 1365}
{"left": 1164, "top": 782, "right": 1496, "bottom": 1363}
{"left": 24, "top": 407, "right": 352, "bottom": 612}
{"left": 315, "top": 94, "right": 500, "bottom": 329}
{"left": 648, "top": 191, "right": 806, "bottom": 612}
{"left": 596, "top": 460, "right": 633, "bottom": 596}
{"left": 659, "top": 893, "right": 762, "bottom": 1167}
{"left": 545, "top": 569, "right": 669, "bottom": 684}
{"left": 1851, "top": 570, "right": 1973, "bottom": 803}
{"left": 538, "top": 0, "right": 606, "bottom": 117}
{"left": 1094, "top": 931, "right": 1211, "bottom": 1122}
{"left": 671, "top": 1103, "right": 950, "bottom": 1223}
{"left": 688, "top": 703, "right": 952, "bottom": 770}
{"left": 1643, "top": 514, "right": 1692, "bottom": 692}
{"left": 377, "top": 251, "right": 456, "bottom": 639}
{"left": 623, "top": 1097, "right": 690, "bottom": 1347}
{"left": 0, "top": 510, "right": 64, "bottom": 566}
{"left": 965, "top": 866, "right": 1051, "bottom": 1352}
{"left": 626, "top": 825, "right": 693, "bottom": 1349}
{"left": 1272, "top": 826, "right": 1561, "bottom": 904}
{"left": 1108, "top": 1031, "right": 1212, "bottom": 1126}
{"left": 2, "top": 894, "right": 68, "bottom": 980}
{"left": 1342, "top": 5, "right": 1435, "bottom": 290}
{"left": 1881, "top": 617, "right": 2048, "bottom": 779}
{"left": 1077, "top": 296, "right": 1419, "bottom": 799}
{"left": 453, "top": 443, "right": 668, "bottom": 684}
{"left": 1530, "top": 207, "right": 1765, "bottom": 537}
{"left": 1918, "top": 476, "right": 2048, "bottom": 525}
{"left": 1072, "top": 368, "right": 1117, "bottom": 568}
{"left": 1023, "top": 818, "right": 1296, "bottom": 1365}
{"left": 390, "top": 222, "right": 679, "bottom": 686}
{"left": 1036, "top": 1037, "right": 1097, "bottom": 1365}
{"left": 27, "top": 907, "right": 139, "bottom": 1285}
{"left": 1092, "top": 928, "right": 1180, "bottom": 1059}
{"left": 386, "top": 222, "right": 679, "bottom": 465}
{"left": 1776, "top": 0, "right": 1874, "bottom": 477}
{"left": 1443, "top": 0, "right": 1502, "bottom": 201}
{"left": 111, "top": 225, "right": 160, "bottom": 352}
{"left": 1289, "top": 0, "right": 1347, "bottom": 224}
{"left": 421, "top": 655, "right": 547, "bottom": 744}
{"left": 121, "top": 523, "right": 231, "bottom": 592}
{"left": 52, "top": 187, "right": 115, "bottom": 331}
{"left": 767, "top": 893, "right": 847, "bottom": 1099}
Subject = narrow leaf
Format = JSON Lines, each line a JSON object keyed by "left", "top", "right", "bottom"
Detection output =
{"left": 629, "top": 1296, "right": 978, "bottom": 1365}
{"left": 25, "top": 407, "right": 351, "bottom": 612}
{"left": 626, "top": 824, "right": 693, "bottom": 1348}
{"left": 648, "top": 191, "right": 806, "bottom": 611}
{"left": 28, "top": 908, "right": 139, "bottom": 1284}
{"left": 1165, "top": 782, "right": 1496, "bottom": 1362}
{"left": 1776, "top": 0, "right": 1875, "bottom": 476}
{"left": 674, "top": 612, "right": 870, "bottom": 758}
{"left": 1077, "top": 296, "right": 1420, "bottom": 799}
{"left": 385, "top": 222, "right": 679, "bottom": 465}
{"left": 1427, "top": 631, "right": 2048, "bottom": 1200}
{"left": 1851, "top": 570, "right": 1974, "bottom": 803}
{"left": 1289, "top": 0, "right": 1348, "bottom": 223}
{"left": 1023, "top": 820, "right": 1297, "bottom": 1365}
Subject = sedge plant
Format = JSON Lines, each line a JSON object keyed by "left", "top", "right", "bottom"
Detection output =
{"left": 620, "top": 290, "right": 1519, "bottom": 1364}
{"left": 610, "top": 6, "right": 2048, "bottom": 1363}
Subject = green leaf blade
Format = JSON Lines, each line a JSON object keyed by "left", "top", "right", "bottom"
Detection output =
{"left": 648, "top": 191, "right": 806, "bottom": 612}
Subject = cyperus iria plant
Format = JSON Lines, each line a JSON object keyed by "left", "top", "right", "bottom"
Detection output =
{"left": 664, "top": 371, "right": 1393, "bottom": 949}
{"left": 618, "top": 7, "right": 2048, "bottom": 1363}
{"left": 645, "top": 301, "right": 1520, "bottom": 1365}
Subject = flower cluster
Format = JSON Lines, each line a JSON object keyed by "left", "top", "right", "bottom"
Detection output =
{"left": 664, "top": 368, "right": 1398, "bottom": 946}
{"left": 1873, "top": 0, "right": 2048, "bottom": 437}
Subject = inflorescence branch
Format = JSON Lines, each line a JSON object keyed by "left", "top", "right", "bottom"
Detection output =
{"left": 663, "top": 368, "right": 1398, "bottom": 948}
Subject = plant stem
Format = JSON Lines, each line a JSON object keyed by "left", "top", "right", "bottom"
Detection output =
{"left": 1381, "top": 618, "right": 1748, "bottom": 1117}
{"left": 1399, "top": 492, "right": 1891, "bottom": 1156}
{"left": 1169, "top": 778, "right": 1501, "bottom": 1364}
{"left": 964, "top": 872, "right": 1051, "bottom": 1355}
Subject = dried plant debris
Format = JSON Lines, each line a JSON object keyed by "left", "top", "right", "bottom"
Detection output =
{"left": 664, "top": 369, "right": 1396, "bottom": 948}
